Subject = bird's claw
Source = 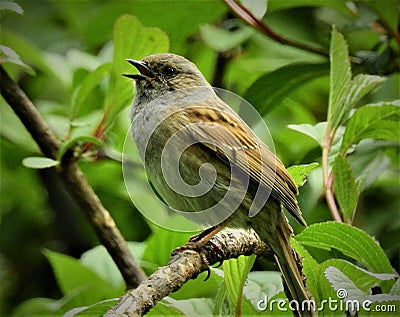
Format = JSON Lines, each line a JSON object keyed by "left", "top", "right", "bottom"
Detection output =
{"left": 172, "top": 241, "right": 211, "bottom": 280}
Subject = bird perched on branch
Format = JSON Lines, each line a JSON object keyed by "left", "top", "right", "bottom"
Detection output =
{"left": 124, "top": 53, "right": 313, "bottom": 316}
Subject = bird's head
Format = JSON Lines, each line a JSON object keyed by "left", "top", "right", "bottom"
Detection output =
{"left": 124, "top": 53, "right": 210, "bottom": 101}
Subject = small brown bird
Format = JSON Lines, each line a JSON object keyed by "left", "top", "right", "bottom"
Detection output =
{"left": 125, "top": 53, "right": 312, "bottom": 316}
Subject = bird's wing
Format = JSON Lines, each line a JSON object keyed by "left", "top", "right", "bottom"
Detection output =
{"left": 177, "top": 101, "right": 306, "bottom": 226}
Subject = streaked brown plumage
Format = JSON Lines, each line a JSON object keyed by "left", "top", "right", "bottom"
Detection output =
{"left": 125, "top": 53, "right": 313, "bottom": 316}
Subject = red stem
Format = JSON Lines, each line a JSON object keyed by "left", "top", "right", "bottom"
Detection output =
{"left": 322, "top": 126, "right": 342, "bottom": 222}
{"left": 223, "top": 0, "right": 329, "bottom": 57}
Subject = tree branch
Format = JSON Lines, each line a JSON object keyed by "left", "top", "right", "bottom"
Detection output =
{"left": 223, "top": 0, "right": 329, "bottom": 58}
{"left": 0, "top": 66, "right": 146, "bottom": 289}
{"left": 106, "top": 228, "right": 271, "bottom": 316}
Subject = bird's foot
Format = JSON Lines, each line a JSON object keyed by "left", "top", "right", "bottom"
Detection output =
{"left": 187, "top": 227, "right": 226, "bottom": 261}
{"left": 172, "top": 240, "right": 211, "bottom": 280}
{"left": 172, "top": 225, "right": 226, "bottom": 280}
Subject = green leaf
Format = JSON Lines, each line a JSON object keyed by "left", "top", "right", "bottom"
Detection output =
{"left": 347, "top": 140, "right": 394, "bottom": 190}
{"left": 146, "top": 300, "right": 186, "bottom": 316}
{"left": 57, "top": 135, "right": 105, "bottom": 162}
{"left": 158, "top": 297, "right": 213, "bottom": 317}
{"left": 241, "top": 0, "right": 267, "bottom": 19}
{"left": 67, "top": 299, "right": 118, "bottom": 317}
{"left": 340, "top": 103, "right": 400, "bottom": 154}
{"left": 70, "top": 111, "right": 103, "bottom": 128}
{"left": 105, "top": 14, "right": 169, "bottom": 127}
{"left": 143, "top": 228, "right": 192, "bottom": 271}
{"left": 295, "top": 222, "right": 394, "bottom": 274}
{"left": 22, "top": 157, "right": 59, "bottom": 169}
{"left": 44, "top": 250, "right": 107, "bottom": 295}
{"left": 44, "top": 250, "right": 124, "bottom": 311}
{"left": 80, "top": 243, "right": 146, "bottom": 290}
{"left": 43, "top": 250, "right": 122, "bottom": 307}
{"left": 0, "top": 29, "right": 65, "bottom": 85}
{"left": 42, "top": 51, "right": 73, "bottom": 87}
{"left": 291, "top": 238, "right": 321, "bottom": 302}
{"left": 390, "top": 278, "right": 400, "bottom": 295}
{"left": 328, "top": 27, "right": 352, "bottom": 131}
{"left": 244, "top": 63, "right": 328, "bottom": 116}
{"left": 310, "top": 258, "right": 398, "bottom": 311}
{"left": 267, "top": 0, "right": 352, "bottom": 15}
{"left": 288, "top": 122, "right": 327, "bottom": 146}
{"left": 328, "top": 74, "right": 385, "bottom": 134}
{"left": 344, "top": 74, "right": 385, "bottom": 113}
{"left": 223, "top": 255, "right": 256, "bottom": 316}
{"left": 12, "top": 298, "right": 61, "bottom": 317}
{"left": 213, "top": 282, "right": 229, "bottom": 315}
{"left": 324, "top": 259, "right": 397, "bottom": 295}
{"left": 0, "top": 1, "right": 23, "bottom": 14}
{"left": 172, "top": 267, "right": 223, "bottom": 300}
{"left": 333, "top": 156, "right": 358, "bottom": 223}
{"left": 240, "top": 296, "right": 260, "bottom": 315}
{"left": 65, "top": 49, "right": 102, "bottom": 72}
{"left": 143, "top": 230, "right": 190, "bottom": 267}
{"left": 287, "top": 162, "right": 319, "bottom": 187}
{"left": 71, "top": 63, "right": 112, "bottom": 120}
{"left": 324, "top": 266, "right": 400, "bottom": 303}
{"left": 200, "top": 24, "right": 253, "bottom": 52}
{"left": 0, "top": 44, "right": 35, "bottom": 75}
{"left": 290, "top": 243, "right": 398, "bottom": 308}
{"left": 82, "top": 1, "right": 226, "bottom": 52}
{"left": 244, "top": 271, "right": 284, "bottom": 310}
{"left": 0, "top": 103, "right": 39, "bottom": 151}
{"left": 363, "top": 0, "right": 399, "bottom": 30}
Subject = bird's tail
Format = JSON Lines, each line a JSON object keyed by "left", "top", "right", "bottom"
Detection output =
{"left": 274, "top": 214, "right": 315, "bottom": 316}
{"left": 252, "top": 208, "right": 315, "bottom": 317}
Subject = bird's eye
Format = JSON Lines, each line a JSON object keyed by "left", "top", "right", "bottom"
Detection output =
{"left": 163, "top": 66, "right": 177, "bottom": 77}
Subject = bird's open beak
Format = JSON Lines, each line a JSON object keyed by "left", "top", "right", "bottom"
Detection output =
{"left": 123, "top": 59, "right": 154, "bottom": 80}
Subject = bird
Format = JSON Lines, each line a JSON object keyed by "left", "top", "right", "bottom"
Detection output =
{"left": 124, "top": 53, "right": 312, "bottom": 316}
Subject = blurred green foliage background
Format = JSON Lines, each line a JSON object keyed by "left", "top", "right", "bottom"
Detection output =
{"left": 0, "top": 0, "right": 399, "bottom": 315}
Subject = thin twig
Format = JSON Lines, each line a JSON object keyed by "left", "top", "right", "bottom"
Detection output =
{"left": 223, "top": 0, "right": 329, "bottom": 57}
{"left": 376, "top": 18, "right": 400, "bottom": 43}
{"left": 0, "top": 66, "right": 146, "bottom": 289}
{"left": 362, "top": 0, "right": 400, "bottom": 43}
{"left": 325, "top": 172, "right": 341, "bottom": 222}
{"left": 106, "top": 228, "right": 271, "bottom": 316}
